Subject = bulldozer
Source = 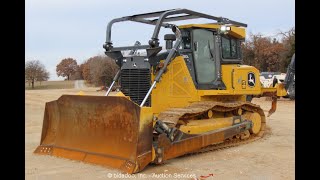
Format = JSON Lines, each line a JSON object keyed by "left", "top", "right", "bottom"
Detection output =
{"left": 34, "top": 9, "right": 291, "bottom": 174}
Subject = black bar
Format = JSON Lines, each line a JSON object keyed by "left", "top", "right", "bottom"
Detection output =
{"left": 131, "top": 18, "right": 172, "bottom": 27}
{"left": 112, "top": 45, "right": 150, "bottom": 51}
{"left": 152, "top": 14, "right": 199, "bottom": 23}
{"left": 105, "top": 17, "right": 130, "bottom": 46}
{"left": 151, "top": 9, "right": 187, "bottom": 41}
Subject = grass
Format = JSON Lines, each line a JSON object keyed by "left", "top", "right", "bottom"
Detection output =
{"left": 25, "top": 80, "right": 75, "bottom": 90}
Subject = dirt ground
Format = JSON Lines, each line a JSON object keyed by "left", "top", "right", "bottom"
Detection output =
{"left": 25, "top": 88, "right": 295, "bottom": 180}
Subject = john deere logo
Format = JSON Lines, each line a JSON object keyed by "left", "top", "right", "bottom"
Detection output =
{"left": 248, "top": 72, "right": 256, "bottom": 87}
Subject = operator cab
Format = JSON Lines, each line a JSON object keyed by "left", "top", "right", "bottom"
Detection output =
{"left": 175, "top": 24, "right": 244, "bottom": 89}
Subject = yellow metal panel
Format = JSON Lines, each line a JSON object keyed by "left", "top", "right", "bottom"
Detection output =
{"left": 178, "top": 24, "right": 246, "bottom": 39}
{"left": 276, "top": 83, "right": 288, "bottom": 97}
{"left": 229, "top": 65, "right": 262, "bottom": 95}
{"left": 228, "top": 27, "right": 246, "bottom": 39}
{"left": 151, "top": 56, "right": 199, "bottom": 115}
{"left": 221, "top": 64, "right": 237, "bottom": 92}
{"left": 179, "top": 117, "right": 234, "bottom": 134}
{"left": 171, "top": 62, "right": 192, "bottom": 97}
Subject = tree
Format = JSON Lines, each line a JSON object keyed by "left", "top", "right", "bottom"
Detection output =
{"left": 80, "top": 55, "right": 118, "bottom": 86}
{"left": 37, "top": 68, "right": 50, "bottom": 85}
{"left": 25, "top": 60, "right": 50, "bottom": 89}
{"left": 241, "top": 27, "right": 295, "bottom": 73}
{"left": 242, "top": 33, "right": 286, "bottom": 72}
{"left": 56, "top": 58, "right": 78, "bottom": 80}
{"left": 278, "top": 27, "right": 295, "bottom": 72}
{"left": 80, "top": 58, "right": 95, "bottom": 83}
{"left": 69, "top": 65, "right": 83, "bottom": 80}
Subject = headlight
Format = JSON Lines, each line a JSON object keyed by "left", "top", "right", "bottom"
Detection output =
{"left": 220, "top": 25, "right": 231, "bottom": 33}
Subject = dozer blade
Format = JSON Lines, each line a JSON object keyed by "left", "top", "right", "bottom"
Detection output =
{"left": 34, "top": 95, "right": 153, "bottom": 174}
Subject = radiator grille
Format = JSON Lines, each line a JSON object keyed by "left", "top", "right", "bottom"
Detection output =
{"left": 120, "top": 69, "right": 151, "bottom": 106}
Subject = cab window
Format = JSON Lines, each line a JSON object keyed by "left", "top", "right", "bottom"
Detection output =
{"left": 221, "top": 36, "right": 238, "bottom": 59}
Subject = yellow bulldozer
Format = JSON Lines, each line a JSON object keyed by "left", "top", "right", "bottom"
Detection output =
{"left": 34, "top": 9, "right": 290, "bottom": 174}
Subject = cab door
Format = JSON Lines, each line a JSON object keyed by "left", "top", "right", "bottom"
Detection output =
{"left": 192, "top": 29, "right": 216, "bottom": 86}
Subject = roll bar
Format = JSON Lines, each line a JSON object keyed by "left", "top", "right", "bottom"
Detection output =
{"left": 103, "top": 8, "right": 247, "bottom": 51}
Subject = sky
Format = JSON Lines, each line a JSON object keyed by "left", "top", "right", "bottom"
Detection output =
{"left": 26, "top": 0, "right": 295, "bottom": 80}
